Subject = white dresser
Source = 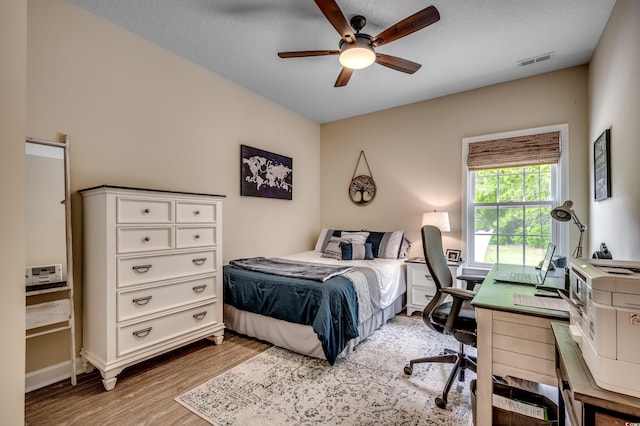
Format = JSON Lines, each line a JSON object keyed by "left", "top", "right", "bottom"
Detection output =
{"left": 79, "top": 185, "right": 225, "bottom": 390}
{"left": 405, "top": 260, "right": 459, "bottom": 316}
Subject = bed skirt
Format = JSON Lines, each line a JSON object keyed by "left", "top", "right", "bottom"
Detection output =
{"left": 223, "top": 295, "right": 405, "bottom": 361}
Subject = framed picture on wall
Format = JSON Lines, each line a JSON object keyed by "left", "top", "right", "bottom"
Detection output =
{"left": 240, "top": 144, "right": 293, "bottom": 200}
{"left": 593, "top": 129, "right": 611, "bottom": 201}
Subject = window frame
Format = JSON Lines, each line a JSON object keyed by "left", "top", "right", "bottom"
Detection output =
{"left": 461, "top": 124, "right": 569, "bottom": 268}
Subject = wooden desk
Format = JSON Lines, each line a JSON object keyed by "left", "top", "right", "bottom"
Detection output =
{"left": 472, "top": 264, "right": 569, "bottom": 426}
{"left": 552, "top": 323, "right": 640, "bottom": 426}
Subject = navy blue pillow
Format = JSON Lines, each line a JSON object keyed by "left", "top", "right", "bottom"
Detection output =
{"left": 340, "top": 242, "right": 374, "bottom": 260}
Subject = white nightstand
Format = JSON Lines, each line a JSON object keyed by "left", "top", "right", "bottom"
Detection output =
{"left": 405, "top": 260, "right": 459, "bottom": 316}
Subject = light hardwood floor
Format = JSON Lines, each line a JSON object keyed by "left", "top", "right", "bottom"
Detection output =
{"left": 25, "top": 331, "right": 272, "bottom": 425}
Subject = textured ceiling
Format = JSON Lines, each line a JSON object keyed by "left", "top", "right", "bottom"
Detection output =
{"left": 67, "top": 0, "right": 616, "bottom": 123}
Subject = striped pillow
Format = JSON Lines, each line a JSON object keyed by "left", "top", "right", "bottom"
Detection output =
{"left": 341, "top": 242, "right": 374, "bottom": 260}
{"left": 366, "top": 230, "right": 405, "bottom": 259}
{"left": 340, "top": 231, "right": 370, "bottom": 244}
{"left": 321, "top": 236, "right": 345, "bottom": 260}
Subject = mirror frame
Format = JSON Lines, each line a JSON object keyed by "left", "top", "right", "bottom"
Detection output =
{"left": 25, "top": 135, "right": 76, "bottom": 385}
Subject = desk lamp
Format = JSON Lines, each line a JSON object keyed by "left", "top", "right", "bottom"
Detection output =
{"left": 551, "top": 200, "right": 587, "bottom": 258}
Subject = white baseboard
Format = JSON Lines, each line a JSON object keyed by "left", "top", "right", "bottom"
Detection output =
{"left": 25, "top": 357, "right": 84, "bottom": 393}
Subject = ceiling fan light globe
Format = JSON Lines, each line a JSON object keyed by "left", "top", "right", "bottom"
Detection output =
{"left": 339, "top": 45, "right": 375, "bottom": 69}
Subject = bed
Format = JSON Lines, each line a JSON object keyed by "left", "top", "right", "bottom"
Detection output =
{"left": 223, "top": 229, "right": 408, "bottom": 364}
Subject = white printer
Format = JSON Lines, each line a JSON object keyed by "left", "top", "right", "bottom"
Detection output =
{"left": 568, "top": 258, "right": 640, "bottom": 398}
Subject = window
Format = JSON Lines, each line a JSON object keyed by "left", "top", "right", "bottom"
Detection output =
{"left": 462, "top": 125, "right": 568, "bottom": 267}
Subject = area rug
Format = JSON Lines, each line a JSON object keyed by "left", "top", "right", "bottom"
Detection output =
{"left": 176, "top": 316, "right": 475, "bottom": 425}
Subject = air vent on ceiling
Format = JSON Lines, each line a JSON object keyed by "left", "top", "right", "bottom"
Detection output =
{"left": 517, "top": 52, "right": 555, "bottom": 67}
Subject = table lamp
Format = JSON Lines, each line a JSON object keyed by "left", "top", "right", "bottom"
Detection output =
{"left": 422, "top": 211, "right": 451, "bottom": 232}
{"left": 550, "top": 200, "right": 587, "bottom": 258}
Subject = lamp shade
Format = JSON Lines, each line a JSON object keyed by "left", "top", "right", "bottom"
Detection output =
{"left": 339, "top": 44, "right": 376, "bottom": 69}
{"left": 550, "top": 199, "right": 587, "bottom": 258}
{"left": 422, "top": 211, "right": 451, "bottom": 232}
{"left": 550, "top": 200, "right": 573, "bottom": 222}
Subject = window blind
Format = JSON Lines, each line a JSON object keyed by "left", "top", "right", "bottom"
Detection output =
{"left": 467, "top": 131, "right": 560, "bottom": 171}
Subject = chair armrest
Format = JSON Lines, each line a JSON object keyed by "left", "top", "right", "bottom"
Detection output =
{"left": 457, "top": 274, "right": 486, "bottom": 290}
{"left": 441, "top": 287, "right": 476, "bottom": 301}
{"left": 440, "top": 287, "right": 476, "bottom": 335}
{"left": 457, "top": 274, "right": 487, "bottom": 282}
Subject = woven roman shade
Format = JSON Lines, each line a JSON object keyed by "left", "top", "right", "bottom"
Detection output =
{"left": 467, "top": 131, "right": 560, "bottom": 171}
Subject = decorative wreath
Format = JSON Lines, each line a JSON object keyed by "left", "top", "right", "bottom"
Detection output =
{"left": 349, "top": 151, "right": 376, "bottom": 206}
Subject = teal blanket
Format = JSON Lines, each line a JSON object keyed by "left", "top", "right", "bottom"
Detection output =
{"left": 223, "top": 264, "right": 359, "bottom": 365}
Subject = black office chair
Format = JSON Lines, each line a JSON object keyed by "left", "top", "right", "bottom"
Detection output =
{"left": 404, "top": 225, "right": 479, "bottom": 409}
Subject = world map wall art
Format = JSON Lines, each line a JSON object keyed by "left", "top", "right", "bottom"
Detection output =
{"left": 240, "top": 144, "right": 293, "bottom": 200}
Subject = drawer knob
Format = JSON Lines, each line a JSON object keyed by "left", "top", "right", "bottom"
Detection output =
{"left": 142, "top": 208, "right": 150, "bottom": 214}
{"left": 143, "top": 236, "right": 151, "bottom": 242}
{"left": 194, "top": 210, "right": 200, "bottom": 216}
{"left": 132, "top": 327, "right": 152, "bottom": 338}
{"left": 194, "top": 234, "right": 200, "bottom": 240}
{"left": 132, "top": 296, "right": 152, "bottom": 306}
{"left": 193, "top": 311, "right": 207, "bottom": 321}
{"left": 132, "top": 264, "right": 152, "bottom": 273}
{"left": 425, "top": 275, "right": 434, "bottom": 281}
{"left": 192, "top": 257, "right": 207, "bottom": 266}
{"left": 192, "top": 284, "right": 207, "bottom": 293}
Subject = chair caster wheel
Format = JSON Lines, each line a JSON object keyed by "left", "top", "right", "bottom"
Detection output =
{"left": 435, "top": 396, "right": 447, "bottom": 409}
{"left": 404, "top": 364, "right": 413, "bottom": 375}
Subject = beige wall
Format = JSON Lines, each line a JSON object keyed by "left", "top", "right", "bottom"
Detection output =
{"left": 588, "top": 0, "right": 640, "bottom": 260}
{"left": 26, "top": 0, "right": 320, "bottom": 373}
{"left": 1, "top": 0, "right": 27, "bottom": 423}
{"left": 321, "top": 67, "right": 590, "bottom": 258}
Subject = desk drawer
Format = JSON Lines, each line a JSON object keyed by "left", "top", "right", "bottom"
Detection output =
{"left": 492, "top": 311, "right": 557, "bottom": 385}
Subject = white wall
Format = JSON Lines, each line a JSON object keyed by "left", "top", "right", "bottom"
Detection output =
{"left": 589, "top": 0, "right": 640, "bottom": 260}
{"left": 0, "top": 0, "right": 27, "bottom": 423}
{"left": 26, "top": 0, "right": 320, "bottom": 373}
{"left": 321, "top": 67, "right": 590, "bottom": 259}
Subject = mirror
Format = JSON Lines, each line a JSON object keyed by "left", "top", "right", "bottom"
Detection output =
{"left": 25, "top": 140, "right": 68, "bottom": 287}
{"left": 25, "top": 136, "right": 77, "bottom": 387}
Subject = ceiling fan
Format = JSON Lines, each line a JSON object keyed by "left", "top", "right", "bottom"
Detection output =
{"left": 277, "top": 0, "right": 440, "bottom": 87}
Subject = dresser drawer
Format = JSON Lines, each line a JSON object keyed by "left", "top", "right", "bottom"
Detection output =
{"left": 117, "top": 275, "right": 216, "bottom": 321}
{"left": 176, "top": 201, "right": 217, "bottom": 223}
{"left": 117, "top": 197, "right": 172, "bottom": 224}
{"left": 176, "top": 226, "right": 215, "bottom": 249}
{"left": 117, "top": 227, "right": 173, "bottom": 253}
{"left": 117, "top": 302, "right": 219, "bottom": 356}
{"left": 117, "top": 249, "right": 216, "bottom": 287}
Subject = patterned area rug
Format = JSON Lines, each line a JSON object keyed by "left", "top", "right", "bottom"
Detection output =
{"left": 176, "top": 316, "right": 475, "bottom": 425}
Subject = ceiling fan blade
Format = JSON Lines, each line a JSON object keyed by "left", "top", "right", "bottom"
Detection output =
{"left": 372, "top": 5, "right": 440, "bottom": 47}
{"left": 314, "top": 0, "right": 356, "bottom": 43}
{"left": 334, "top": 67, "right": 353, "bottom": 87}
{"left": 278, "top": 50, "right": 339, "bottom": 58}
{"left": 375, "top": 54, "right": 422, "bottom": 74}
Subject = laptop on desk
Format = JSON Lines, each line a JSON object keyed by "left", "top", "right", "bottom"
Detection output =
{"left": 493, "top": 243, "right": 556, "bottom": 286}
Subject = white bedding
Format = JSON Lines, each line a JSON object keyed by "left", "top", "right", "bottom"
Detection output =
{"left": 279, "top": 250, "right": 407, "bottom": 308}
